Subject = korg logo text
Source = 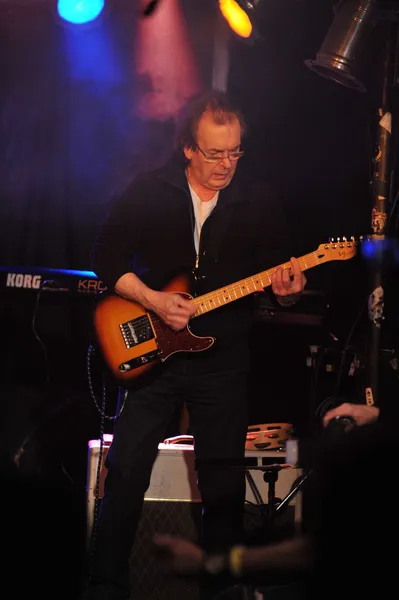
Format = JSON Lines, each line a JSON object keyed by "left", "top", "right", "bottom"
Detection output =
{"left": 6, "top": 273, "right": 42, "bottom": 289}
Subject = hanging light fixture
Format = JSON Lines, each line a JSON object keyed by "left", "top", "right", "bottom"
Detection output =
{"left": 305, "top": 0, "right": 378, "bottom": 92}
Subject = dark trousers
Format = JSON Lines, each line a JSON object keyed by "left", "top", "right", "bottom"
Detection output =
{"left": 87, "top": 358, "right": 249, "bottom": 600}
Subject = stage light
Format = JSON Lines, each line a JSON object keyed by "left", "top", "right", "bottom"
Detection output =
{"left": 57, "top": 0, "right": 105, "bottom": 25}
{"left": 219, "top": 0, "right": 254, "bottom": 39}
{"left": 305, "top": 0, "right": 378, "bottom": 92}
{"left": 361, "top": 237, "right": 386, "bottom": 259}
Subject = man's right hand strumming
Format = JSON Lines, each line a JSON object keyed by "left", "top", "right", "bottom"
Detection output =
{"left": 146, "top": 290, "right": 197, "bottom": 331}
{"left": 115, "top": 272, "right": 197, "bottom": 331}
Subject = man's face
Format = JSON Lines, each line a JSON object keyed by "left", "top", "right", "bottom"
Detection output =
{"left": 184, "top": 110, "right": 242, "bottom": 192}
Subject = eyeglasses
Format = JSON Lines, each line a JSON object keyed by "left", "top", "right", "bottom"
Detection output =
{"left": 196, "top": 145, "right": 244, "bottom": 163}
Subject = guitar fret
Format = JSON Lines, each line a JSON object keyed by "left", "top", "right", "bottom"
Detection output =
{"left": 192, "top": 243, "right": 358, "bottom": 318}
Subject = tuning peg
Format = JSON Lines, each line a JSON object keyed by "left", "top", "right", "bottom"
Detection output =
{"left": 343, "top": 236, "right": 347, "bottom": 241}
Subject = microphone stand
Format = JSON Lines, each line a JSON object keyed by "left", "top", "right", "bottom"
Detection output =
{"left": 366, "top": 15, "right": 398, "bottom": 407}
{"left": 275, "top": 416, "right": 356, "bottom": 515}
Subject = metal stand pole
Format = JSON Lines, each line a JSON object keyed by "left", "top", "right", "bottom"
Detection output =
{"left": 275, "top": 469, "right": 313, "bottom": 516}
{"left": 262, "top": 467, "right": 281, "bottom": 521}
{"left": 367, "top": 18, "right": 397, "bottom": 406}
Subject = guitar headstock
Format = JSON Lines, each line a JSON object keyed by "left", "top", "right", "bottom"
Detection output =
{"left": 317, "top": 236, "right": 366, "bottom": 262}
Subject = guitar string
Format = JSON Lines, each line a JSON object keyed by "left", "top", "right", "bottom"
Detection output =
{"left": 190, "top": 252, "right": 318, "bottom": 314}
{"left": 123, "top": 246, "right": 355, "bottom": 331}
{"left": 190, "top": 246, "right": 355, "bottom": 314}
{"left": 125, "top": 314, "right": 156, "bottom": 339}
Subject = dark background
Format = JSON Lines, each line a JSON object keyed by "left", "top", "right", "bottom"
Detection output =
{"left": 0, "top": 2, "right": 398, "bottom": 593}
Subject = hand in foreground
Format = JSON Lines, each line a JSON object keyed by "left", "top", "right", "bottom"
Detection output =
{"left": 272, "top": 257, "right": 306, "bottom": 303}
{"left": 148, "top": 291, "right": 197, "bottom": 331}
{"left": 153, "top": 535, "right": 205, "bottom": 575}
{"left": 323, "top": 402, "right": 380, "bottom": 427}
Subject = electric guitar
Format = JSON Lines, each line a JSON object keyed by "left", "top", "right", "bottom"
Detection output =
{"left": 93, "top": 238, "right": 360, "bottom": 382}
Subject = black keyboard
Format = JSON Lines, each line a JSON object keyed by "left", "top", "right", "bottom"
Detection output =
{"left": 0, "top": 265, "right": 107, "bottom": 294}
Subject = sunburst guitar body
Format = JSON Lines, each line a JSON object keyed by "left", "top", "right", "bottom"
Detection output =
{"left": 93, "top": 273, "right": 214, "bottom": 381}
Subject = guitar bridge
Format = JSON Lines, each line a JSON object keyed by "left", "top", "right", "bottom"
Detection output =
{"left": 119, "top": 349, "right": 161, "bottom": 372}
{"left": 120, "top": 314, "right": 155, "bottom": 349}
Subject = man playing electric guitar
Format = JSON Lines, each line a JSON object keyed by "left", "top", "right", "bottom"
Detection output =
{"left": 86, "top": 90, "right": 306, "bottom": 600}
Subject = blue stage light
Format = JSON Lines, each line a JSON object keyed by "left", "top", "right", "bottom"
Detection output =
{"left": 360, "top": 237, "right": 387, "bottom": 260}
{"left": 361, "top": 237, "right": 376, "bottom": 259}
{"left": 57, "top": 0, "right": 104, "bottom": 25}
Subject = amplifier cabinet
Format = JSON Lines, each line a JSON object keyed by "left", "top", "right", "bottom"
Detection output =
{"left": 86, "top": 437, "right": 302, "bottom": 533}
{"left": 86, "top": 436, "right": 302, "bottom": 599}
{"left": 129, "top": 499, "right": 202, "bottom": 600}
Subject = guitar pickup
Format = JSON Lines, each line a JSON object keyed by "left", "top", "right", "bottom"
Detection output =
{"left": 119, "top": 350, "right": 161, "bottom": 372}
{"left": 120, "top": 314, "right": 155, "bottom": 349}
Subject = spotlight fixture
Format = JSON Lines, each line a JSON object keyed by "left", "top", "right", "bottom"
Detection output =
{"left": 305, "top": 0, "right": 378, "bottom": 92}
{"left": 219, "top": 0, "right": 261, "bottom": 39}
{"left": 57, "top": 0, "right": 105, "bottom": 25}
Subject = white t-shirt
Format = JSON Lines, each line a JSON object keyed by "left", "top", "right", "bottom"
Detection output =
{"left": 188, "top": 183, "right": 219, "bottom": 255}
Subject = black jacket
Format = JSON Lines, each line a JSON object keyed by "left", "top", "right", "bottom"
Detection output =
{"left": 91, "top": 154, "right": 291, "bottom": 356}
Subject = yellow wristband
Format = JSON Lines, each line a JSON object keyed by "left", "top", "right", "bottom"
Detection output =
{"left": 229, "top": 545, "right": 245, "bottom": 577}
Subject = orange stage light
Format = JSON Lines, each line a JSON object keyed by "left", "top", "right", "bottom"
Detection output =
{"left": 219, "top": 0, "right": 253, "bottom": 39}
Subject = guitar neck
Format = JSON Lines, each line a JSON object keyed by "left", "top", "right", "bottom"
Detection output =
{"left": 191, "top": 250, "right": 320, "bottom": 318}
